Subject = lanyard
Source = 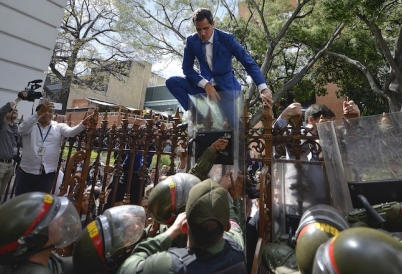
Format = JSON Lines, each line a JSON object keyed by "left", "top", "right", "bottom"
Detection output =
{"left": 37, "top": 124, "right": 52, "bottom": 143}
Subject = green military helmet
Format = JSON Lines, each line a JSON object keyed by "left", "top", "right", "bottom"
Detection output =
{"left": 313, "top": 227, "right": 402, "bottom": 274}
{"left": 73, "top": 205, "right": 145, "bottom": 274}
{"left": 148, "top": 173, "right": 201, "bottom": 225}
{"left": 0, "top": 192, "right": 81, "bottom": 265}
{"left": 295, "top": 204, "right": 349, "bottom": 274}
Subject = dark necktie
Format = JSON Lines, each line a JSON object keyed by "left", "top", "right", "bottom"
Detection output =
{"left": 203, "top": 41, "right": 210, "bottom": 68}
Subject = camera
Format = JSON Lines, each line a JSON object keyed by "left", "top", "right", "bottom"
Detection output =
{"left": 19, "top": 79, "right": 43, "bottom": 102}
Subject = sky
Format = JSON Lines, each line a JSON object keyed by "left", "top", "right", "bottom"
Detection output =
{"left": 152, "top": 58, "right": 184, "bottom": 79}
{"left": 148, "top": 2, "right": 237, "bottom": 80}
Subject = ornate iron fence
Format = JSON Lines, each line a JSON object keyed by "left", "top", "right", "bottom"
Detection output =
{"left": 2, "top": 105, "right": 324, "bottom": 274}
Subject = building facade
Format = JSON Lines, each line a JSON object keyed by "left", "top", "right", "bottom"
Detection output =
{"left": 67, "top": 60, "right": 166, "bottom": 110}
{"left": 144, "top": 85, "right": 183, "bottom": 113}
{"left": 0, "top": 0, "right": 67, "bottom": 118}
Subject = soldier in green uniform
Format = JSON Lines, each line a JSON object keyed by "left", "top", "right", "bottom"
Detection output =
{"left": 117, "top": 174, "right": 246, "bottom": 274}
{"left": 0, "top": 192, "right": 82, "bottom": 274}
{"left": 313, "top": 227, "right": 402, "bottom": 274}
{"left": 71, "top": 138, "right": 235, "bottom": 274}
{"left": 73, "top": 205, "right": 146, "bottom": 274}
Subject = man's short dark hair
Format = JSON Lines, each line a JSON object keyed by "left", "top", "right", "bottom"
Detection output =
{"left": 35, "top": 104, "right": 42, "bottom": 112}
{"left": 192, "top": 8, "right": 214, "bottom": 25}
{"left": 304, "top": 104, "right": 335, "bottom": 121}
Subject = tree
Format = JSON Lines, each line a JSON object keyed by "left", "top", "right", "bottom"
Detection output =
{"left": 299, "top": 0, "right": 402, "bottom": 114}
{"left": 48, "top": 0, "right": 139, "bottom": 112}
{"left": 116, "top": 0, "right": 344, "bottom": 124}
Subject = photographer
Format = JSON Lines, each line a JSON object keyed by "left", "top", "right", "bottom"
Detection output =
{"left": 0, "top": 92, "right": 25, "bottom": 201}
{"left": 14, "top": 100, "right": 94, "bottom": 196}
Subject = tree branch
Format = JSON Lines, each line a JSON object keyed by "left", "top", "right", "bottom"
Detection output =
{"left": 274, "top": 23, "right": 344, "bottom": 101}
{"left": 357, "top": 13, "right": 402, "bottom": 84}
{"left": 325, "top": 51, "right": 385, "bottom": 96}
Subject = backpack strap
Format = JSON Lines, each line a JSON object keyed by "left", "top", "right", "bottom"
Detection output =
{"left": 169, "top": 248, "right": 197, "bottom": 266}
{"left": 223, "top": 234, "right": 243, "bottom": 253}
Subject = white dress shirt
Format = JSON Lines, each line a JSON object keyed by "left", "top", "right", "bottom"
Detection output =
{"left": 197, "top": 31, "right": 216, "bottom": 88}
{"left": 18, "top": 112, "right": 86, "bottom": 174}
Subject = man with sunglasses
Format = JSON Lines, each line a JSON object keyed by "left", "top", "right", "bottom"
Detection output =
{"left": 0, "top": 92, "right": 26, "bottom": 201}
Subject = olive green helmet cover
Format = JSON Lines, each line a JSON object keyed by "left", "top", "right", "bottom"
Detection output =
{"left": 313, "top": 227, "right": 402, "bottom": 274}
{"left": 148, "top": 173, "right": 201, "bottom": 224}
{"left": 295, "top": 204, "right": 349, "bottom": 274}
{"left": 73, "top": 205, "right": 145, "bottom": 274}
{"left": 0, "top": 192, "right": 72, "bottom": 265}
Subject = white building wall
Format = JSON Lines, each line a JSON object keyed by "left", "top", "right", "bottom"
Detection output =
{"left": 0, "top": 0, "right": 66, "bottom": 117}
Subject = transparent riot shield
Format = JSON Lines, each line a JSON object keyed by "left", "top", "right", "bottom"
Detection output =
{"left": 317, "top": 112, "right": 402, "bottom": 213}
{"left": 272, "top": 156, "right": 331, "bottom": 239}
{"left": 188, "top": 91, "right": 245, "bottom": 182}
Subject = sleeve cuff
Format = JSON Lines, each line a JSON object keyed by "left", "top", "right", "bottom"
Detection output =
{"left": 275, "top": 116, "right": 289, "bottom": 128}
{"left": 197, "top": 79, "right": 209, "bottom": 89}
{"left": 258, "top": 83, "right": 268, "bottom": 93}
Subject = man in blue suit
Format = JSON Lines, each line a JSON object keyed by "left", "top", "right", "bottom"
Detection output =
{"left": 166, "top": 8, "right": 273, "bottom": 124}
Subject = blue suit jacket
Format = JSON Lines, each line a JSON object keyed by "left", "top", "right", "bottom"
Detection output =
{"left": 182, "top": 28, "right": 266, "bottom": 96}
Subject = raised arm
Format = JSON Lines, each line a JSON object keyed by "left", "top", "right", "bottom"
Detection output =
{"left": 273, "top": 102, "right": 302, "bottom": 129}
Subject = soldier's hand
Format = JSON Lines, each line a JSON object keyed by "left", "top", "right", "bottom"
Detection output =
{"left": 210, "top": 138, "right": 229, "bottom": 152}
{"left": 166, "top": 212, "right": 187, "bottom": 240}
{"left": 219, "top": 172, "right": 233, "bottom": 191}
{"left": 228, "top": 171, "right": 244, "bottom": 199}
{"left": 148, "top": 220, "right": 160, "bottom": 238}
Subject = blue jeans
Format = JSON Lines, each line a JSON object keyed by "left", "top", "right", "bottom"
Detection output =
{"left": 14, "top": 168, "right": 56, "bottom": 196}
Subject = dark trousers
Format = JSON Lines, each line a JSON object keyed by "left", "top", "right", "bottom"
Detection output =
{"left": 166, "top": 76, "right": 205, "bottom": 110}
{"left": 15, "top": 168, "right": 56, "bottom": 196}
{"left": 166, "top": 76, "right": 238, "bottom": 127}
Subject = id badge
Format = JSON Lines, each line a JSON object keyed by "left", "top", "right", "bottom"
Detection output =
{"left": 38, "top": 147, "right": 46, "bottom": 156}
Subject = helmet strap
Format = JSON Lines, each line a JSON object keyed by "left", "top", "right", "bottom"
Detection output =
{"left": 37, "top": 243, "right": 55, "bottom": 253}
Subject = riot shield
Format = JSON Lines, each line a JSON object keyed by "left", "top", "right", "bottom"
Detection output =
{"left": 317, "top": 112, "right": 402, "bottom": 213}
{"left": 188, "top": 90, "right": 245, "bottom": 182}
{"left": 272, "top": 155, "right": 331, "bottom": 239}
